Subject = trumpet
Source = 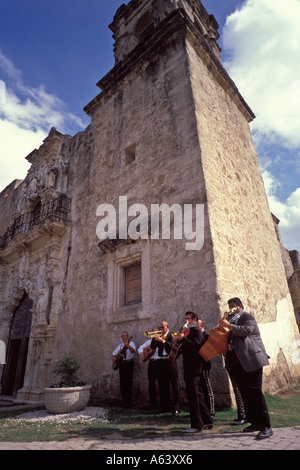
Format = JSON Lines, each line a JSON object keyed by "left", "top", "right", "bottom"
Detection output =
{"left": 144, "top": 330, "right": 162, "bottom": 338}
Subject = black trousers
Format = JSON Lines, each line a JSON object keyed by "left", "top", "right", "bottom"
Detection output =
{"left": 119, "top": 360, "right": 134, "bottom": 407}
{"left": 200, "top": 370, "right": 215, "bottom": 416}
{"left": 226, "top": 350, "right": 270, "bottom": 429}
{"left": 148, "top": 360, "right": 160, "bottom": 407}
{"left": 157, "top": 359, "right": 179, "bottom": 412}
{"left": 184, "top": 371, "right": 213, "bottom": 430}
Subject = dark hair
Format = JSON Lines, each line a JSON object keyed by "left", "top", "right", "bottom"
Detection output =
{"left": 227, "top": 297, "right": 244, "bottom": 308}
{"left": 185, "top": 311, "right": 199, "bottom": 321}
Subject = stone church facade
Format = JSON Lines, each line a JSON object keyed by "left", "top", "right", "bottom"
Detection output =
{"left": 1, "top": 0, "right": 299, "bottom": 408}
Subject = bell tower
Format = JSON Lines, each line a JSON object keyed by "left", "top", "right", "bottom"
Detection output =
{"left": 109, "top": 0, "right": 222, "bottom": 64}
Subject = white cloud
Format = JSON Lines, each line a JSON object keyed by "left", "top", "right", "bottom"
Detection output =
{"left": 0, "top": 120, "right": 46, "bottom": 186}
{"left": 223, "top": 0, "right": 300, "bottom": 252}
{"left": 0, "top": 49, "right": 86, "bottom": 192}
{"left": 223, "top": 0, "right": 300, "bottom": 148}
{"left": 261, "top": 168, "right": 300, "bottom": 251}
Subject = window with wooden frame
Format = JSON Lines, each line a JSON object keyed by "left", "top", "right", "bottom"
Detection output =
{"left": 124, "top": 263, "right": 142, "bottom": 306}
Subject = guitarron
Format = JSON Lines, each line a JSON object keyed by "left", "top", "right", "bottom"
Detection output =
{"left": 198, "top": 308, "right": 239, "bottom": 361}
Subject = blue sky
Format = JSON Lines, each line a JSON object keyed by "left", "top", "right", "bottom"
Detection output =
{"left": 0, "top": 0, "right": 299, "bottom": 253}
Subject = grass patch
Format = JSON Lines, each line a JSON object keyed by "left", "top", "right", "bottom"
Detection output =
{"left": 0, "top": 382, "right": 299, "bottom": 442}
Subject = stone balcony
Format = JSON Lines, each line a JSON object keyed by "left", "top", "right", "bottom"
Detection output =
{"left": 0, "top": 195, "right": 71, "bottom": 250}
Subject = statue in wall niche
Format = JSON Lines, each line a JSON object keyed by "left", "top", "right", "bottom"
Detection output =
{"left": 35, "top": 291, "right": 49, "bottom": 327}
{"left": 30, "top": 338, "right": 46, "bottom": 390}
{"left": 15, "top": 176, "right": 42, "bottom": 216}
{"left": 18, "top": 248, "right": 29, "bottom": 274}
{"left": 56, "top": 157, "right": 70, "bottom": 193}
{"left": 34, "top": 268, "right": 50, "bottom": 326}
{"left": 24, "top": 176, "right": 39, "bottom": 201}
{"left": 47, "top": 166, "right": 58, "bottom": 189}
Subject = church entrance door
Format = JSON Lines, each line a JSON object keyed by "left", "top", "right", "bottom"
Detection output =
{"left": 1, "top": 294, "right": 33, "bottom": 397}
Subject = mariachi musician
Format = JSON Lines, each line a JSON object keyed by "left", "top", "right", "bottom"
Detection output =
{"left": 175, "top": 311, "right": 213, "bottom": 433}
{"left": 150, "top": 320, "right": 180, "bottom": 416}
{"left": 112, "top": 331, "right": 136, "bottom": 408}
{"left": 198, "top": 319, "right": 215, "bottom": 418}
{"left": 138, "top": 326, "right": 161, "bottom": 408}
{"left": 217, "top": 297, "right": 273, "bottom": 440}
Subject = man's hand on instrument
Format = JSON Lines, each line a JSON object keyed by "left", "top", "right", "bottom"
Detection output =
{"left": 175, "top": 332, "right": 184, "bottom": 341}
{"left": 218, "top": 318, "right": 231, "bottom": 332}
{"left": 124, "top": 342, "right": 135, "bottom": 352}
{"left": 155, "top": 335, "right": 165, "bottom": 343}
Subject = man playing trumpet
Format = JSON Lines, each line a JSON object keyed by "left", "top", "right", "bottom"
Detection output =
{"left": 150, "top": 320, "right": 180, "bottom": 416}
{"left": 138, "top": 326, "right": 161, "bottom": 408}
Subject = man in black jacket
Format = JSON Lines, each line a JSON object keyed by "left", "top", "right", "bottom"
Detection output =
{"left": 218, "top": 297, "right": 273, "bottom": 440}
{"left": 176, "top": 311, "right": 213, "bottom": 433}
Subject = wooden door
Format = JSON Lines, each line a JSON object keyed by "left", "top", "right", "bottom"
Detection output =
{"left": 1, "top": 294, "right": 33, "bottom": 397}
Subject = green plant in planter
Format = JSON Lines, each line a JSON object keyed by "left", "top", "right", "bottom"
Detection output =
{"left": 50, "top": 355, "right": 86, "bottom": 388}
{"left": 45, "top": 354, "right": 91, "bottom": 414}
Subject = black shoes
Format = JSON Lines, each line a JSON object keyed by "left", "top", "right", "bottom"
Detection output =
{"left": 232, "top": 419, "right": 247, "bottom": 426}
{"left": 243, "top": 424, "right": 261, "bottom": 432}
{"left": 204, "top": 423, "right": 214, "bottom": 430}
{"left": 243, "top": 424, "right": 273, "bottom": 439}
{"left": 256, "top": 427, "right": 273, "bottom": 440}
{"left": 184, "top": 423, "right": 213, "bottom": 433}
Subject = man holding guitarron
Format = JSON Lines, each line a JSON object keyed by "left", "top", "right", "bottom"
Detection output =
{"left": 217, "top": 297, "right": 273, "bottom": 440}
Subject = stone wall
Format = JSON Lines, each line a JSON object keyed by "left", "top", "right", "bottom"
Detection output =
{"left": 0, "top": 180, "right": 23, "bottom": 236}
{"left": 57, "top": 29, "right": 225, "bottom": 405}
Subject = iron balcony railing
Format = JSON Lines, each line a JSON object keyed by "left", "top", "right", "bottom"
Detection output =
{"left": 0, "top": 195, "right": 71, "bottom": 249}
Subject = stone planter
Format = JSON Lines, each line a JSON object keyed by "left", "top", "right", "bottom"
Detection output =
{"left": 44, "top": 385, "right": 91, "bottom": 414}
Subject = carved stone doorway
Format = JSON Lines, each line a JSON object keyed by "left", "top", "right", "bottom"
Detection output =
{"left": 1, "top": 294, "right": 33, "bottom": 397}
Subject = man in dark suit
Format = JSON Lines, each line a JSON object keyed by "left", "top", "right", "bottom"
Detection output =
{"left": 176, "top": 312, "right": 214, "bottom": 433}
{"left": 218, "top": 297, "right": 273, "bottom": 440}
{"left": 150, "top": 320, "right": 179, "bottom": 415}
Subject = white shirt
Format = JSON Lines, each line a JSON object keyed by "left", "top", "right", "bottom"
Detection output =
{"left": 112, "top": 341, "right": 136, "bottom": 360}
{"left": 138, "top": 339, "right": 159, "bottom": 359}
